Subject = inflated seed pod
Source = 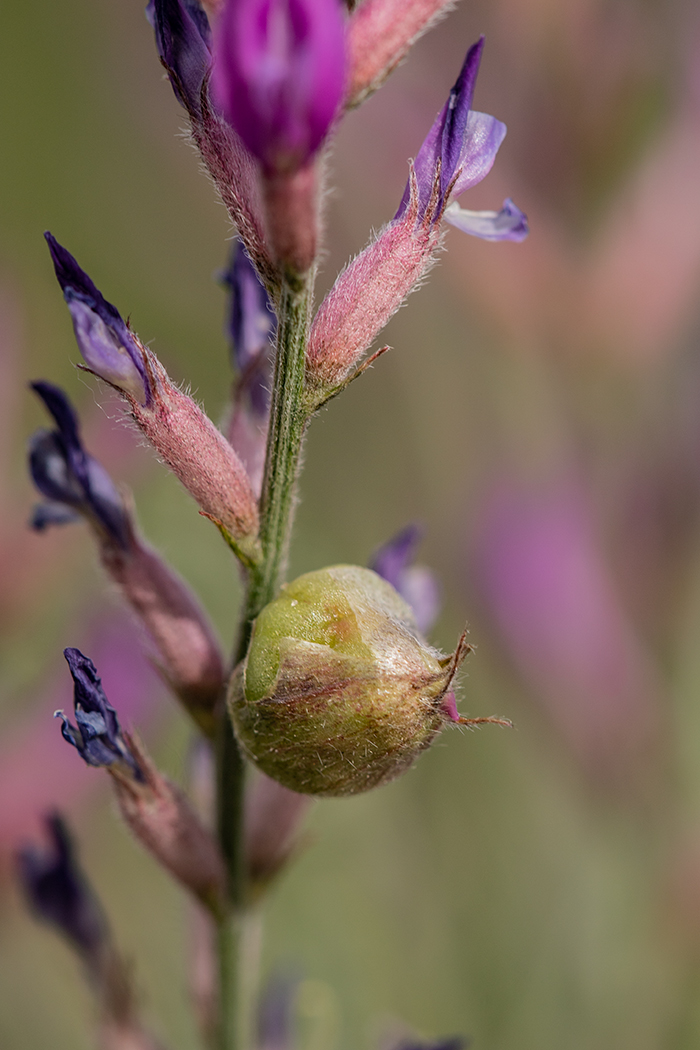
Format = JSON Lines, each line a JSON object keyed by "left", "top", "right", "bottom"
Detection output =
{"left": 229, "top": 566, "right": 507, "bottom": 797}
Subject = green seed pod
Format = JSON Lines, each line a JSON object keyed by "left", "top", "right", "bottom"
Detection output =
{"left": 229, "top": 565, "right": 507, "bottom": 797}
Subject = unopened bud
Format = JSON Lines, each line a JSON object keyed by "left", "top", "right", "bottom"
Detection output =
{"left": 45, "top": 234, "right": 261, "bottom": 561}
{"left": 346, "top": 0, "right": 455, "bottom": 107}
{"left": 130, "top": 355, "right": 261, "bottom": 561}
{"left": 211, "top": 0, "right": 346, "bottom": 176}
{"left": 305, "top": 177, "right": 439, "bottom": 397}
{"left": 229, "top": 566, "right": 508, "bottom": 796}
{"left": 147, "top": 0, "right": 212, "bottom": 119}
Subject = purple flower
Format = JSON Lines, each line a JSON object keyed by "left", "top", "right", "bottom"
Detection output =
{"left": 370, "top": 524, "right": 440, "bottom": 634}
{"left": 222, "top": 242, "right": 276, "bottom": 417}
{"left": 257, "top": 973, "right": 300, "bottom": 1050}
{"left": 45, "top": 232, "right": 149, "bottom": 404}
{"left": 16, "top": 813, "right": 108, "bottom": 960}
{"left": 55, "top": 648, "right": 143, "bottom": 780}
{"left": 28, "top": 381, "right": 131, "bottom": 549}
{"left": 444, "top": 197, "right": 529, "bottom": 241}
{"left": 395, "top": 39, "right": 528, "bottom": 242}
{"left": 393, "top": 1040, "right": 466, "bottom": 1050}
{"left": 146, "top": 0, "right": 212, "bottom": 118}
{"left": 211, "top": 0, "right": 347, "bottom": 174}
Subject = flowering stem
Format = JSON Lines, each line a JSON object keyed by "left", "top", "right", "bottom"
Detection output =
{"left": 214, "top": 273, "right": 312, "bottom": 1050}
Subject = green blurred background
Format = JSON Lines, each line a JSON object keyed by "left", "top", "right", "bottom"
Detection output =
{"left": 2, "top": 0, "right": 700, "bottom": 1048}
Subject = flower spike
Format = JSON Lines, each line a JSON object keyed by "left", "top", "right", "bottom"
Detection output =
{"left": 45, "top": 233, "right": 149, "bottom": 404}
{"left": 29, "top": 381, "right": 131, "bottom": 549}
{"left": 56, "top": 648, "right": 144, "bottom": 781}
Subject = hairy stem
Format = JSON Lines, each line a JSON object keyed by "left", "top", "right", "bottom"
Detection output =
{"left": 214, "top": 273, "right": 312, "bottom": 1050}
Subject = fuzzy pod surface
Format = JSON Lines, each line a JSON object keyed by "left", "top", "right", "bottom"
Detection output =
{"left": 228, "top": 565, "right": 463, "bottom": 796}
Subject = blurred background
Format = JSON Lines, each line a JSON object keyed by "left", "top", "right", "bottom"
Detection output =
{"left": 2, "top": 0, "right": 700, "bottom": 1047}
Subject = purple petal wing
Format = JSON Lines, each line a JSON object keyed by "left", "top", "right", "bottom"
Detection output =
{"left": 370, "top": 523, "right": 422, "bottom": 589}
{"left": 60, "top": 648, "right": 143, "bottom": 779}
{"left": 449, "top": 111, "right": 507, "bottom": 198}
{"left": 30, "top": 502, "right": 82, "bottom": 530}
{"left": 148, "top": 0, "right": 212, "bottom": 118}
{"left": 29, "top": 382, "right": 130, "bottom": 548}
{"left": 444, "top": 198, "right": 529, "bottom": 242}
{"left": 45, "top": 233, "right": 148, "bottom": 404}
{"left": 370, "top": 524, "right": 441, "bottom": 634}
{"left": 439, "top": 37, "right": 484, "bottom": 198}
{"left": 16, "top": 814, "right": 108, "bottom": 960}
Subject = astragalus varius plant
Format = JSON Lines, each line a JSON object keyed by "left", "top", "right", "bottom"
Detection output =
{"left": 18, "top": 1, "right": 526, "bottom": 1048}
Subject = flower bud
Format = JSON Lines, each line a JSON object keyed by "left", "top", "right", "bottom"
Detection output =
{"left": 147, "top": 0, "right": 212, "bottom": 119}
{"left": 45, "top": 233, "right": 149, "bottom": 405}
{"left": 346, "top": 0, "right": 455, "bottom": 107}
{"left": 222, "top": 242, "right": 276, "bottom": 496}
{"left": 229, "top": 566, "right": 505, "bottom": 796}
{"left": 211, "top": 0, "right": 347, "bottom": 176}
{"left": 45, "top": 234, "right": 261, "bottom": 562}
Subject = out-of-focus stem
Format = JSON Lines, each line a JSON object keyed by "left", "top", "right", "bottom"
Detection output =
{"left": 214, "top": 273, "right": 312, "bottom": 1050}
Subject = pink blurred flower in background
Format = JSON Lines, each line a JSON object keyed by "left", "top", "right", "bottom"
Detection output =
{"left": 471, "top": 479, "right": 662, "bottom": 784}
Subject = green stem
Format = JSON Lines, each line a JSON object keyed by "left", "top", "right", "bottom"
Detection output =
{"left": 214, "top": 274, "right": 312, "bottom": 1050}
{"left": 248, "top": 275, "right": 312, "bottom": 623}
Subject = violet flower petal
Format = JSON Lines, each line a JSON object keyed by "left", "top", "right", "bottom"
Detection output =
{"left": 394, "top": 39, "right": 514, "bottom": 236}
{"left": 438, "top": 37, "right": 484, "bottom": 197}
{"left": 444, "top": 198, "right": 529, "bottom": 242}
{"left": 370, "top": 524, "right": 441, "bottom": 634}
{"left": 396, "top": 565, "right": 440, "bottom": 635}
{"left": 371, "top": 523, "right": 422, "bottom": 589}
{"left": 393, "top": 1040, "right": 466, "bottom": 1050}
{"left": 28, "top": 381, "right": 130, "bottom": 549}
{"left": 448, "top": 111, "right": 507, "bottom": 198}
{"left": 31, "top": 502, "right": 82, "bottom": 530}
{"left": 29, "top": 429, "right": 86, "bottom": 507}
{"left": 396, "top": 39, "right": 485, "bottom": 219}
{"left": 222, "top": 242, "right": 275, "bottom": 417}
{"left": 212, "top": 0, "right": 347, "bottom": 173}
{"left": 45, "top": 233, "right": 149, "bottom": 404}
{"left": 258, "top": 973, "right": 300, "bottom": 1050}
{"left": 147, "top": 0, "right": 212, "bottom": 118}
{"left": 56, "top": 648, "right": 143, "bottom": 780}
{"left": 16, "top": 813, "right": 108, "bottom": 960}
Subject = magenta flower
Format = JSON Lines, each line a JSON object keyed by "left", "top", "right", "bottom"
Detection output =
{"left": 211, "top": 0, "right": 347, "bottom": 174}
{"left": 396, "top": 38, "right": 528, "bottom": 242}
